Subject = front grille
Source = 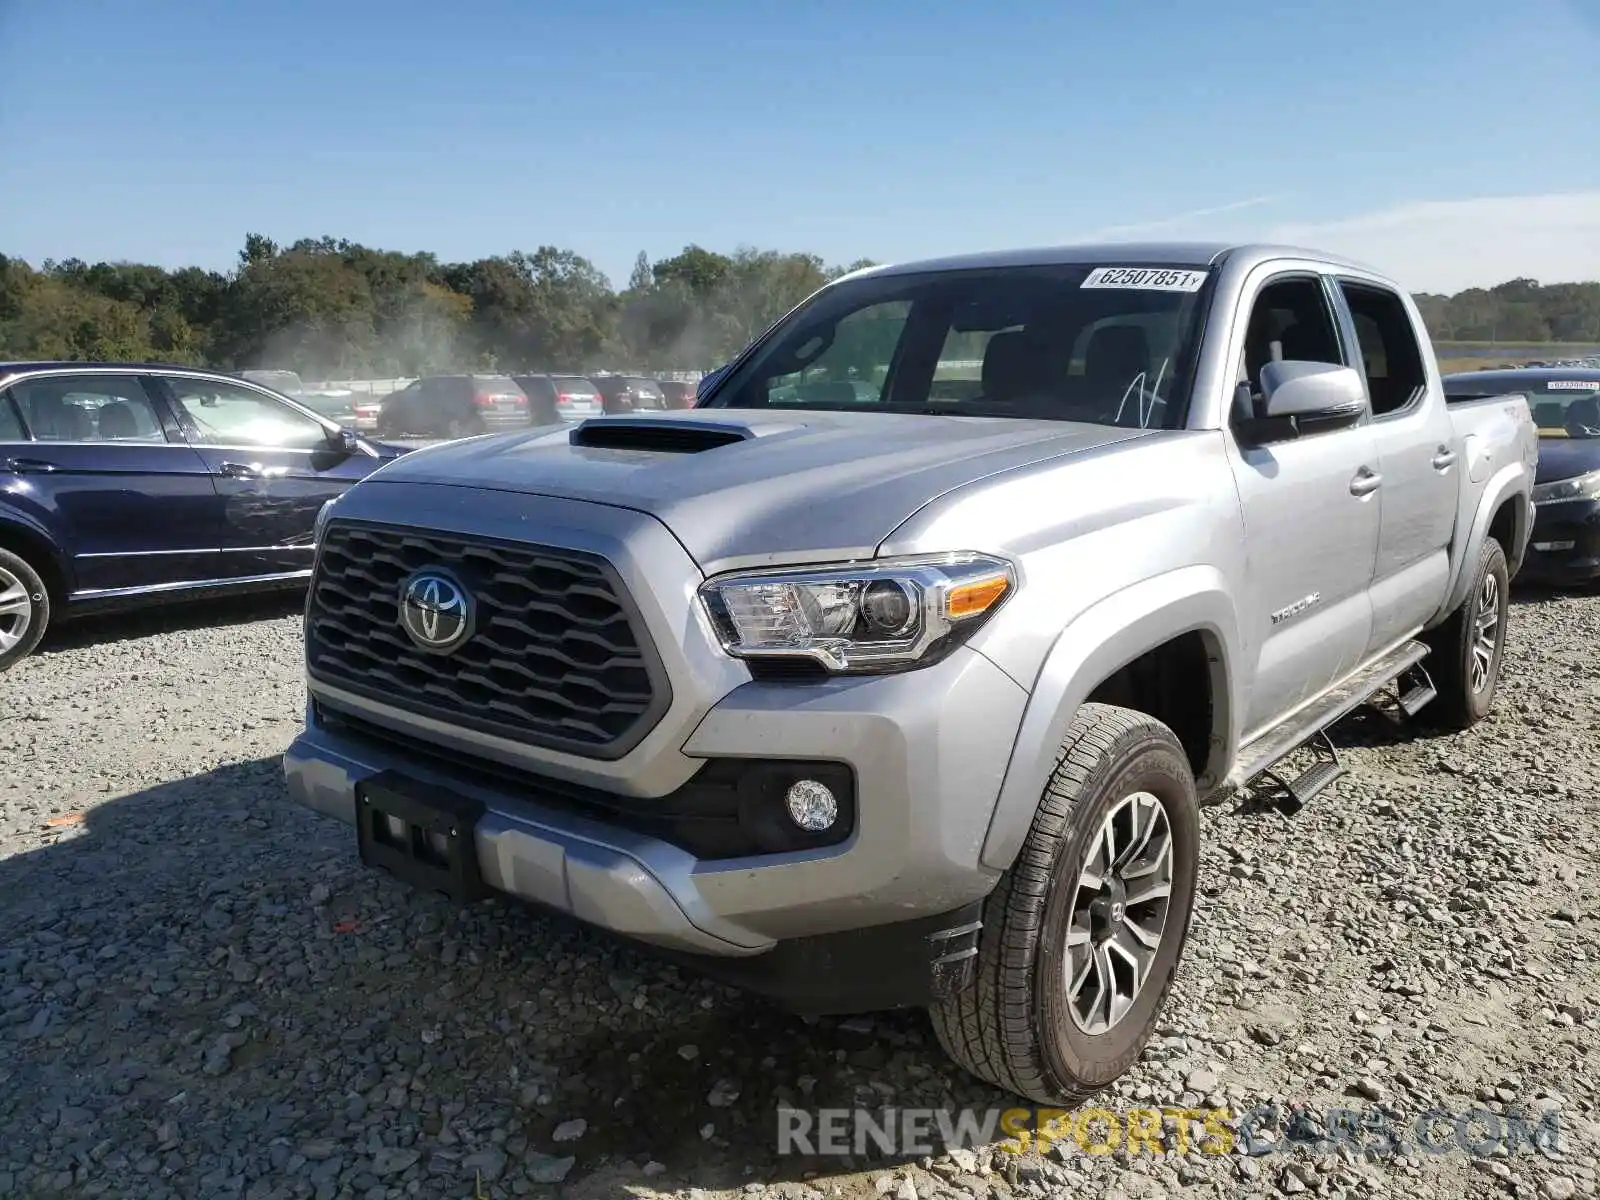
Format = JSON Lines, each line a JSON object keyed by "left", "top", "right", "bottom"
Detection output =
{"left": 307, "top": 521, "right": 669, "bottom": 758}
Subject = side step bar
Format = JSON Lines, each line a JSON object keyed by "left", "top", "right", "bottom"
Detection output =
{"left": 1257, "top": 730, "right": 1345, "bottom": 817}
{"left": 1228, "top": 639, "right": 1432, "bottom": 808}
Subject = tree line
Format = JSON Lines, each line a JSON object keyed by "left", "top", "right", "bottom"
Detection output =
{"left": 0, "top": 235, "right": 1595, "bottom": 379}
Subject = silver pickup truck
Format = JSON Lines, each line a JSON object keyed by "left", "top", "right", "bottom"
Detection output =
{"left": 284, "top": 242, "right": 1535, "bottom": 1106}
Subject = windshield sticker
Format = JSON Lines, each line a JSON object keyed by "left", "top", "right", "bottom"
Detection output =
{"left": 1081, "top": 267, "right": 1209, "bottom": 293}
{"left": 1545, "top": 380, "right": 1599, "bottom": 392}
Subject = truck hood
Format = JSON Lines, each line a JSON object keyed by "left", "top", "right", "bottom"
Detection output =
{"left": 1534, "top": 435, "right": 1600, "bottom": 484}
{"left": 367, "top": 409, "right": 1151, "bottom": 570}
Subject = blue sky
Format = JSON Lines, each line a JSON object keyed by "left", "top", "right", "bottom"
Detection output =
{"left": 2, "top": 0, "right": 1597, "bottom": 292}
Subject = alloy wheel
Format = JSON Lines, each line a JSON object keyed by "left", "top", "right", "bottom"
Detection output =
{"left": 0, "top": 565, "right": 34, "bottom": 655}
{"left": 1065, "top": 790, "right": 1175, "bottom": 1035}
{"left": 1471, "top": 571, "right": 1501, "bottom": 693}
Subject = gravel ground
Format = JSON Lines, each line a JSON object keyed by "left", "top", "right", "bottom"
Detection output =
{"left": 1, "top": 587, "right": 1597, "bottom": 1200}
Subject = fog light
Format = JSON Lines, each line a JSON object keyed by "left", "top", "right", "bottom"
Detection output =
{"left": 785, "top": 779, "right": 838, "bottom": 832}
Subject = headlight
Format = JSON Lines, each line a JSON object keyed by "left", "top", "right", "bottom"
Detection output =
{"left": 698, "top": 552, "right": 1015, "bottom": 674}
{"left": 1531, "top": 469, "right": 1600, "bottom": 505}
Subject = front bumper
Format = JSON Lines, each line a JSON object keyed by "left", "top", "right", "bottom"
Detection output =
{"left": 286, "top": 642, "right": 1022, "bottom": 957}
{"left": 1517, "top": 498, "right": 1600, "bottom": 585}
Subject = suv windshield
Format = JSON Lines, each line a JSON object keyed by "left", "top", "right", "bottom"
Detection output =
{"left": 701, "top": 263, "right": 1214, "bottom": 428}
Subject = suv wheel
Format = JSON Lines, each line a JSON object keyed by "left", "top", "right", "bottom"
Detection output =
{"left": 0, "top": 548, "right": 51, "bottom": 670}
{"left": 931, "top": 703, "right": 1200, "bottom": 1106}
{"left": 1422, "top": 536, "right": 1510, "bottom": 730}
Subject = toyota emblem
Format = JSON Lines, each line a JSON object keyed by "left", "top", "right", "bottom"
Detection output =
{"left": 398, "top": 570, "right": 473, "bottom": 654}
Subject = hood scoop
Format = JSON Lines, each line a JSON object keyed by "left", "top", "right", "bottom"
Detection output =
{"left": 568, "top": 416, "right": 785, "bottom": 454}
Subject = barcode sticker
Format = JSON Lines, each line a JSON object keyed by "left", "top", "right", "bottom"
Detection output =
{"left": 1081, "top": 266, "right": 1209, "bottom": 292}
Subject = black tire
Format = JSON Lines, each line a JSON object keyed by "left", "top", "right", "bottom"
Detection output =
{"left": 1422, "top": 537, "right": 1510, "bottom": 730}
{"left": 930, "top": 703, "right": 1200, "bottom": 1106}
{"left": 0, "top": 547, "right": 51, "bottom": 671}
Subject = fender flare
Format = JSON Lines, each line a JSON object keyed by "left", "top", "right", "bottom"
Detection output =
{"left": 1433, "top": 465, "right": 1529, "bottom": 625}
{"left": 0, "top": 513, "right": 71, "bottom": 596}
{"left": 978, "top": 566, "right": 1241, "bottom": 872}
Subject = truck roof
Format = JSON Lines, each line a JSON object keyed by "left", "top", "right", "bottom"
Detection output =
{"left": 861, "top": 241, "right": 1386, "bottom": 281}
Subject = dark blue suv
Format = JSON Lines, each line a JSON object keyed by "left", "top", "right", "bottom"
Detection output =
{"left": 0, "top": 362, "right": 406, "bottom": 669}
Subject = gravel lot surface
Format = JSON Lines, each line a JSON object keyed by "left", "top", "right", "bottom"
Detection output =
{"left": 2, "top": 587, "right": 1597, "bottom": 1200}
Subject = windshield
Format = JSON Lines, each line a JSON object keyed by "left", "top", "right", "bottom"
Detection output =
{"left": 701, "top": 263, "right": 1213, "bottom": 428}
{"left": 1528, "top": 385, "right": 1600, "bottom": 439}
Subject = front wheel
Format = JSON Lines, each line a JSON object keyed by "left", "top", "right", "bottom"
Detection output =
{"left": 1423, "top": 537, "right": 1510, "bottom": 730}
{"left": 930, "top": 703, "right": 1200, "bottom": 1106}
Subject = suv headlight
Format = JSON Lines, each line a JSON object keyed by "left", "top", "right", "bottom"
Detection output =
{"left": 1531, "top": 469, "right": 1600, "bottom": 505}
{"left": 699, "top": 552, "right": 1015, "bottom": 674}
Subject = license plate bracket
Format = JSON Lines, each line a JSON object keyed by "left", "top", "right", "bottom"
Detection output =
{"left": 354, "top": 772, "right": 489, "bottom": 904}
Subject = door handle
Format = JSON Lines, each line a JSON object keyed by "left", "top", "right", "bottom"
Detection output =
{"left": 1431, "top": 446, "right": 1457, "bottom": 470}
{"left": 217, "top": 461, "right": 264, "bottom": 479}
{"left": 1350, "top": 467, "right": 1383, "bottom": 496}
{"left": 5, "top": 457, "right": 59, "bottom": 474}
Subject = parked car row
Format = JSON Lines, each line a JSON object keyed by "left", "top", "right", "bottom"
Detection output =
{"left": 354, "top": 371, "right": 697, "bottom": 439}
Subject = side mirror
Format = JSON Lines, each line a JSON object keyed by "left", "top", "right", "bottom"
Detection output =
{"left": 327, "top": 426, "right": 361, "bottom": 455}
{"left": 1259, "top": 361, "right": 1368, "bottom": 420}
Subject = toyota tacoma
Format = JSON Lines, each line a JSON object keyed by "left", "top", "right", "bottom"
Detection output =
{"left": 285, "top": 242, "right": 1536, "bottom": 1105}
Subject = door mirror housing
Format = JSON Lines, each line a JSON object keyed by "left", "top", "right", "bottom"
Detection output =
{"left": 326, "top": 426, "right": 361, "bottom": 456}
{"left": 1259, "top": 361, "right": 1368, "bottom": 420}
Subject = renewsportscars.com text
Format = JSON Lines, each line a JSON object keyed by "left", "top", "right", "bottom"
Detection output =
{"left": 776, "top": 1103, "right": 1564, "bottom": 1159}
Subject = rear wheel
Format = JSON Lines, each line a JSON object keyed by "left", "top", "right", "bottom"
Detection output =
{"left": 1423, "top": 537, "right": 1509, "bottom": 730}
{"left": 930, "top": 703, "right": 1200, "bottom": 1105}
{"left": 0, "top": 548, "right": 51, "bottom": 671}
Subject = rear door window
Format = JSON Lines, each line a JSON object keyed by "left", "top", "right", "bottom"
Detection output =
{"left": 9, "top": 375, "right": 171, "bottom": 443}
{"left": 1337, "top": 282, "right": 1428, "bottom": 416}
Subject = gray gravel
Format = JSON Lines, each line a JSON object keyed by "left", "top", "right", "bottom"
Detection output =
{"left": 2, "top": 587, "right": 1597, "bottom": 1200}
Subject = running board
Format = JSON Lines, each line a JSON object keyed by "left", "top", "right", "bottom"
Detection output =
{"left": 1257, "top": 731, "right": 1345, "bottom": 817}
{"left": 1228, "top": 639, "right": 1432, "bottom": 792}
